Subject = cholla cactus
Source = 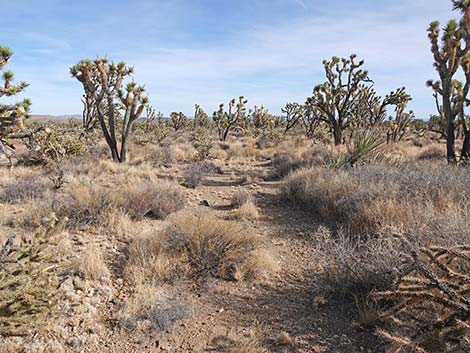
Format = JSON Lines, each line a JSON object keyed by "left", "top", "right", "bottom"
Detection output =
{"left": 170, "top": 112, "right": 188, "bottom": 131}
{"left": 70, "top": 58, "right": 148, "bottom": 163}
{"left": 372, "top": 239, "right": 470, "bottom": 353}
{"left": 212, "top": 96, "right": 248, "bottom": 141}
{"left": 0, "top": 46, "right": 31, "bottom": 162}
{"left": 0, "top": 216, "right": 65, "bottom": 336}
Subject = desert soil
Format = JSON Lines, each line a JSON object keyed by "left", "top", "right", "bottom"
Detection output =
{"left": 58, "top": 157, "right": 385, "bottom": 353}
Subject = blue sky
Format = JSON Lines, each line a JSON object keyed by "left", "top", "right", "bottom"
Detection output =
{"left": 0, "top": 0, "right": 456, "bottom": 118}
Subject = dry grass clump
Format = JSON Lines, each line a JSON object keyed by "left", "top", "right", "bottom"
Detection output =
{"left": 231, "top": 200, "right": 260, "bottom": 222}
{"left": 118, "top": 284, "right": 193, "bottom": 332}
{"left": 52, "top": 184, "right": 116, "bottom": 229}
{"left": 416, "top": 143, "right": 446, "bottom": 161}
{"left": 71, "top": 247, "right": 110, "bottom": 281}
{"left": 118, "top": 180, "right": 185, "bottom": 220}
{"left": 210, "top": 331, "right": 264, "bottom": 353}
{"left": 269, "top": 144, "right": 337, "bottom": 179}
{"left": 230, "top": 189, "right": 255, "bottom": 207}
{"left": 0, "top": 175, "right": 49, "bottom": 203}
{"left": 125, "top": 212, "right": 276, "bottom": 284}
{"left": 282, "top": 162, "right": 470, "bottom": 236}
{"left": 182, "top": 161, "right": 220, "bottom": 188}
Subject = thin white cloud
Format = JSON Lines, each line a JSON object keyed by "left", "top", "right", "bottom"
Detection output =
{"left": 10, "top": 0, "right": 455, "bottom": 118}
{"left": 294, "top": 0, "right": 307, "bottom": 9}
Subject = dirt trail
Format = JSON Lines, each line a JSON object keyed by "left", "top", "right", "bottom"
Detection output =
{"left": 85, "top": 160, "right": 384, "bottom": 353}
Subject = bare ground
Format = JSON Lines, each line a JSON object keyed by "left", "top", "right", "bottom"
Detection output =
{"left": 72, "top": 158, "right": 385, "bottom": 353}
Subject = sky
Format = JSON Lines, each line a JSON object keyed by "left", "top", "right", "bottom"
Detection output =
{"left": 0, "top": 0, "right": 458, "bottom": 118}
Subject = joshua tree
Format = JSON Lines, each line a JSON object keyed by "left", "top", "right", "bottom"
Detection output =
{"left": 251, "top": 105, "right": 273, "bottom": 132}
{"left": 194, "top": 104, "right": 210, "bottom": 128}
{"left": 301, "top": 105, "right": 321, "bottom": 138}
{"left": 70, "top": 58, "right": 148, "bottom": 163}
{"left": 427, "top": 1, "right": 470, "bottom": 162}
{"left": 170, "top": 111, "right": 187, "bottom": 131}
{"left": 281, "top": 103, "right": 304, "bottom": 134}
{"left": 353, "top": 86, "right": 412, "bottom": 128}
{"left": 306, "top": 54, "right": 372, "bottom": 145}
{"left": 212, "top": 96, "right": 248, "bottom": 141}
{"left": 0, "top": 46, "right": 31, "bottom": 162}
{"left": 387, "top": 107, "right": 415, "bottom": 143}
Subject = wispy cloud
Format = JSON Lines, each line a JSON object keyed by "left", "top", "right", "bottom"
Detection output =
{"left": 294, "top": 0, "right": 307, "bottom": 9}
{"left": 0, "top": 0, "right": 456, "bottom": 118}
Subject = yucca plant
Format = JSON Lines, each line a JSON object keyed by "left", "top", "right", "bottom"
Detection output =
{"left": 333, "top": 128, "right": 385, "bottom": 168}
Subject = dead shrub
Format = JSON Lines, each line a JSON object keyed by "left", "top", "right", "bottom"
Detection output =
{"left": 314, "top": 226, "right": 403, "bottom": 297}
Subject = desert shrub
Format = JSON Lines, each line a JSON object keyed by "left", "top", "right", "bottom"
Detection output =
{"left": 0, "top": 175, "right": 48, "bottom": 202}
{"left": 0, "top": 217, "right": 65, "bottom": 336}
{"left": 314, "top": 227, "right": 403, "bottom": 297}
{"left": 22, "top": 183, "right": 116, "bottom": 229}
{"left": 230, "top": 189, "right": 254, "bottom": 207}
{"left": 145, "top": 145, "right": 176, "bottom": 167}
{"left": 182, "top": 161, "right": 220, "bottom": 188}
{"left": 269, "top": 145, "right": 335, "bottom": 179}
{"left": 283, "top": 162, "right": 470, "bottom": 236}
{"left": 54, "top": 185, "right": 115, "bottom": 228}
{"left": 118, "top": 181, "right": 185, "bottom": 220}
{"left": 124, "top": 212, "right": 277, "bottom": 284}
{"left": 118, "top": 284, "right": 193, "bottom": 332}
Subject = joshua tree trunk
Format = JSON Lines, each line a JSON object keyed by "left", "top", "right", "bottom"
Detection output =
{"left": 443, "top": 82, "right": 457, "bottom": 163}
{"left": 333, "top": 122, "right": 342, "bottom": 146}
{"left": 461, "top": 128, "right": 470, "bottom": 161}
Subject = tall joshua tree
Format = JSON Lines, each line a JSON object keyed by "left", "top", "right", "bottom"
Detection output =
{"left": 306, "top": 54, "right": 371, "bottom": 145}
{"left": 428, "top": 0, "right": 470, "bottom": 162}
{"left": 70, "top": 58, "right": 148, "bottom": 163}
{"left": 0, "top": 46, "right": 31, "bottom": 160}
{"left": 212, "top": 96, "right": 248, "bottom": 141}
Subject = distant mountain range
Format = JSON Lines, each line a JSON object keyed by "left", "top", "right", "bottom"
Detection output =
{"left": 30, "top": 114, "right": 81, "bottom": 121}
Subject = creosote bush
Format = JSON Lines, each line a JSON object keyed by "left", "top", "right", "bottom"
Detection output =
{"left": 124, "top": 212, "right": 277, "bottom": 284}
